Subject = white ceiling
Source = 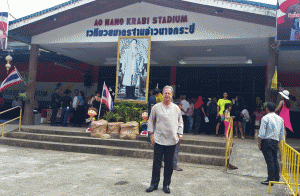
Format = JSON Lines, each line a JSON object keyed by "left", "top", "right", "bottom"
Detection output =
{"left": 40, "top": 37, "right": 269, "bottom": 66}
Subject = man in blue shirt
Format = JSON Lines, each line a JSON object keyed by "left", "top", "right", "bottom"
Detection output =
{"left": 147, "top": 88, "right": 160, "bottom": 142}
{"left": 258, "top": 102, "right": 285, "bottom": 186}
{"left": 148, "top": 88, "right": 160, "bottom": 117}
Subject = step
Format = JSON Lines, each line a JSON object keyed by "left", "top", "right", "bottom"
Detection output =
{"left": 137, "top": 135, "right": 226, "bottom": 147}
{"left": 21, "top": 128, "right": 90, "bottom": 137}
{"left": 5, "top": 131, "right": 225, "bottom": 156}
{"left": 22, "top": 128, "right": 226, "bottom": 148}
{"left": 0, "top": 137, "right": 226, "bottom": 166}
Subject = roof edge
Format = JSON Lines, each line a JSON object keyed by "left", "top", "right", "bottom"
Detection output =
{"left": 9, "top": 0, "right": 277, "bottom": 26}
{"left": 223, "top": 0, "right": 277, "bottom": 10}
{"left": 9, "top": 0, "right": 92, "bottom": 25}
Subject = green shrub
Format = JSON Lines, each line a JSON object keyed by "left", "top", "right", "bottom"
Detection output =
{"left": 102, "top": 101, "right": 146, "bottom": 123}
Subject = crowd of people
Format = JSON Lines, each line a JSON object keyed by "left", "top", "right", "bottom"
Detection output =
{"left": 144, "top": 88, "right": 296, "bottom": 140}
{"left": 172, "top": 92, "right": 274, "bottom": 139}
{"left": 50, "top": 88, "right": 103, "bottom": 127}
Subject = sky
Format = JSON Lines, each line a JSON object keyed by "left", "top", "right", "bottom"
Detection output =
{"left": 1, "top": 0, "right": 277, "bottom": 21}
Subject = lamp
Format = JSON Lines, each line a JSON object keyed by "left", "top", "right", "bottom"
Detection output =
{"left": 179, "top": 60, "right": 187, "bottom": 65}
{"left": 5, "top": 55, "right": 12, "bottom": 74}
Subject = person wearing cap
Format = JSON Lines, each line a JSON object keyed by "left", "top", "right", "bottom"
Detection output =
{"left": 275, "top": 90, "right": 294, "bottom": 133}
{"left": 146, "top": 85, "right": 183, "bottom": 194}
{"left": 258, "top": 102, "right": 285, "bottom": 186}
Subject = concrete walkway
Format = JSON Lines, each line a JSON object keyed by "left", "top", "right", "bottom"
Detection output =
{"left": 0, "top": 123, "right": 291, "bottom": 195}
{"left": 0, "top": 143, "right": 289, "bottom": 196}
{"left": 227, "top": 138, "right": 268, "bottom": 178}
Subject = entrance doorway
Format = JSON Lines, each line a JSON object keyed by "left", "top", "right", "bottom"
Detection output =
{"left": 96, "top": 65, "right": 266, "bottom": 110}
{"left": 176, "top": 66, "right": 266, "bottom": 109}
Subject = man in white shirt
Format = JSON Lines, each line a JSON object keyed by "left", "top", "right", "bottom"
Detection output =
{"left": 146, "top": 86, "right": 183, "bottom": 194}
{"left": 70, "top": 89, "right": 79, "bottom": 126}
{"left": 180, "top": 95, "right": 190, "bottom": 133}
{"left": 258, "top": 102, "right": 285, "bottom": 186}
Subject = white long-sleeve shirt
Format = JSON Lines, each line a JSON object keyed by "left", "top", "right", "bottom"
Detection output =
{"left": 148, "top": 102, "right": 183, "bottom": 146}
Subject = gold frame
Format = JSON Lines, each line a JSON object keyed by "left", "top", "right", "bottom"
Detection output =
{"left": 115, "top": 36, "right": 151, "bottom": 104}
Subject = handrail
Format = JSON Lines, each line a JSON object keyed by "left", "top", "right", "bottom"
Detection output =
{"left": 225, "top": 118, "right": 234, "bottom": 169}
{"left": 269, "top": 137, "right": 300, "bottom": 195}
{"left": 0, "top": 106, "right": 22, "bottom": 137}
{"left": 0, "top": 106, "right": 21, "bottom": 115}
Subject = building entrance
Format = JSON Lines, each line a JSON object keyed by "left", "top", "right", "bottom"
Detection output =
{"left": 97, "top": 65, "right": 266, "bottom": 110}
{"left": 176, "top": 66, "right": 266, "bottom": 108}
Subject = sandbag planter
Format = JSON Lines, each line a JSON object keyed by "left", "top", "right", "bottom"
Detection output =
{"left": 120, "top": 121, "right": 140, "bottom": 140}
{"left": 90, "top": 120, "right": 110, "bottom": 139}
{"left": 90, "top": 120, "right": 139, "bottom": 140}
{"left": 107, "top": 122, "right": 124, "bottom": 138}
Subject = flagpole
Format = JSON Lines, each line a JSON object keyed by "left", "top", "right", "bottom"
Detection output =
{"left": 98, "top": 81, "right": 105, "bottom": 120}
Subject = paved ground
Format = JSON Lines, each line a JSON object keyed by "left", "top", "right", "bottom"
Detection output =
{"left": 0, "top": 123, "right": 291, "bottom": 196}
{"left": 228, "top": 138, "right": 269, "bottom": 179}
{"left": 0, "top": 144, "right": 290, "bottom": 196}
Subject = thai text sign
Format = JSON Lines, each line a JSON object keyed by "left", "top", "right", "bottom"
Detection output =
{"left": 86, "top": 15, "right": 195, "bottom": 37}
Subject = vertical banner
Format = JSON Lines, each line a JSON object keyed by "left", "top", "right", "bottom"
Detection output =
{"left": 0, "top": 12, "right": 8, "bottom": 50}
{"left": 277, "top": 0, "right": 300, "bottom": 41}
{"left": 115, "top": 36, "right": 151, "bottom": 104}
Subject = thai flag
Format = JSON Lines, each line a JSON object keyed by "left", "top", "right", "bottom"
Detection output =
{"left": 101, "top": 83, "right": 113, "bottom": 111}
{"left": 0, "top": 68, "right": 22, "bottom": 92}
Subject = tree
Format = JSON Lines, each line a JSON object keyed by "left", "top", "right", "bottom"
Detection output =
{"left": 22, "top": 45, "right": 39, "bottom": 125}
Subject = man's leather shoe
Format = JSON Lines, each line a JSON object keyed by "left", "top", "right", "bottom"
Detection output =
{"left": 174, "top": 167, "right": 183, "bottom": 171}
{"left": 163, "top": 185, "right": 170, "bottom": 194}
{"left": 146, "top": 185, "right": 158, "bottom": 192}
{"left": 261, "top": 180, "right": 274, "bottom": 186}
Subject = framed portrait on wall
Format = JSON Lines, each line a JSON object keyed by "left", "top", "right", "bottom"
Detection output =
{"left": 115, "top": 36, "right": 151, "bottom": 104}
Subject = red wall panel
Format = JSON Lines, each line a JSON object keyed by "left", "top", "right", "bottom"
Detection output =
{"left": 0, "top": 61, "right": 98, "bottom": 83}
{"left": 278, "top": 72, "right": 300, "bottom": 87}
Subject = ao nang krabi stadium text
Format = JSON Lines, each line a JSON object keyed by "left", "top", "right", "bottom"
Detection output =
{"left": 86, "top": 23, "right": 196, "bottom": 37}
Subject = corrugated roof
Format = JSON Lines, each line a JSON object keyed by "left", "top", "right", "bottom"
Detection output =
{"left": 223, "top": 0, "right": 276, "bottom": 9}
{"left": 9, "top": 0, "right": 82, "bottom": 25}
{"left": 9, "top": 0, "right": 276, "bottom": 26}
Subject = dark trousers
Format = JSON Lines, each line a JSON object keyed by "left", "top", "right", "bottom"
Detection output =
{"left": 193, "top": 114, "right": 201, "bottom": 134}
{"left": 173, "top": 143, "right": 180, "bottom": 168}
{"left": 182, "top": 115, "right": 189, "bottom": 133}
{"left": 208, "top": 114, "right": 217, "bottom": 135}
{"left": 261, "top": 139, "right": 280, "bottom": 181}
{"left": 50, "top": 108, "right": 58, "bottom": 125}
{"left": 71, "top": 106, "right": 84, "bottom": 126}
{"left": 60, "top": 108, "right": 70, "bottom": 126}
{"left": 151, "top": 143, "right": 176, "bottom": 187}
